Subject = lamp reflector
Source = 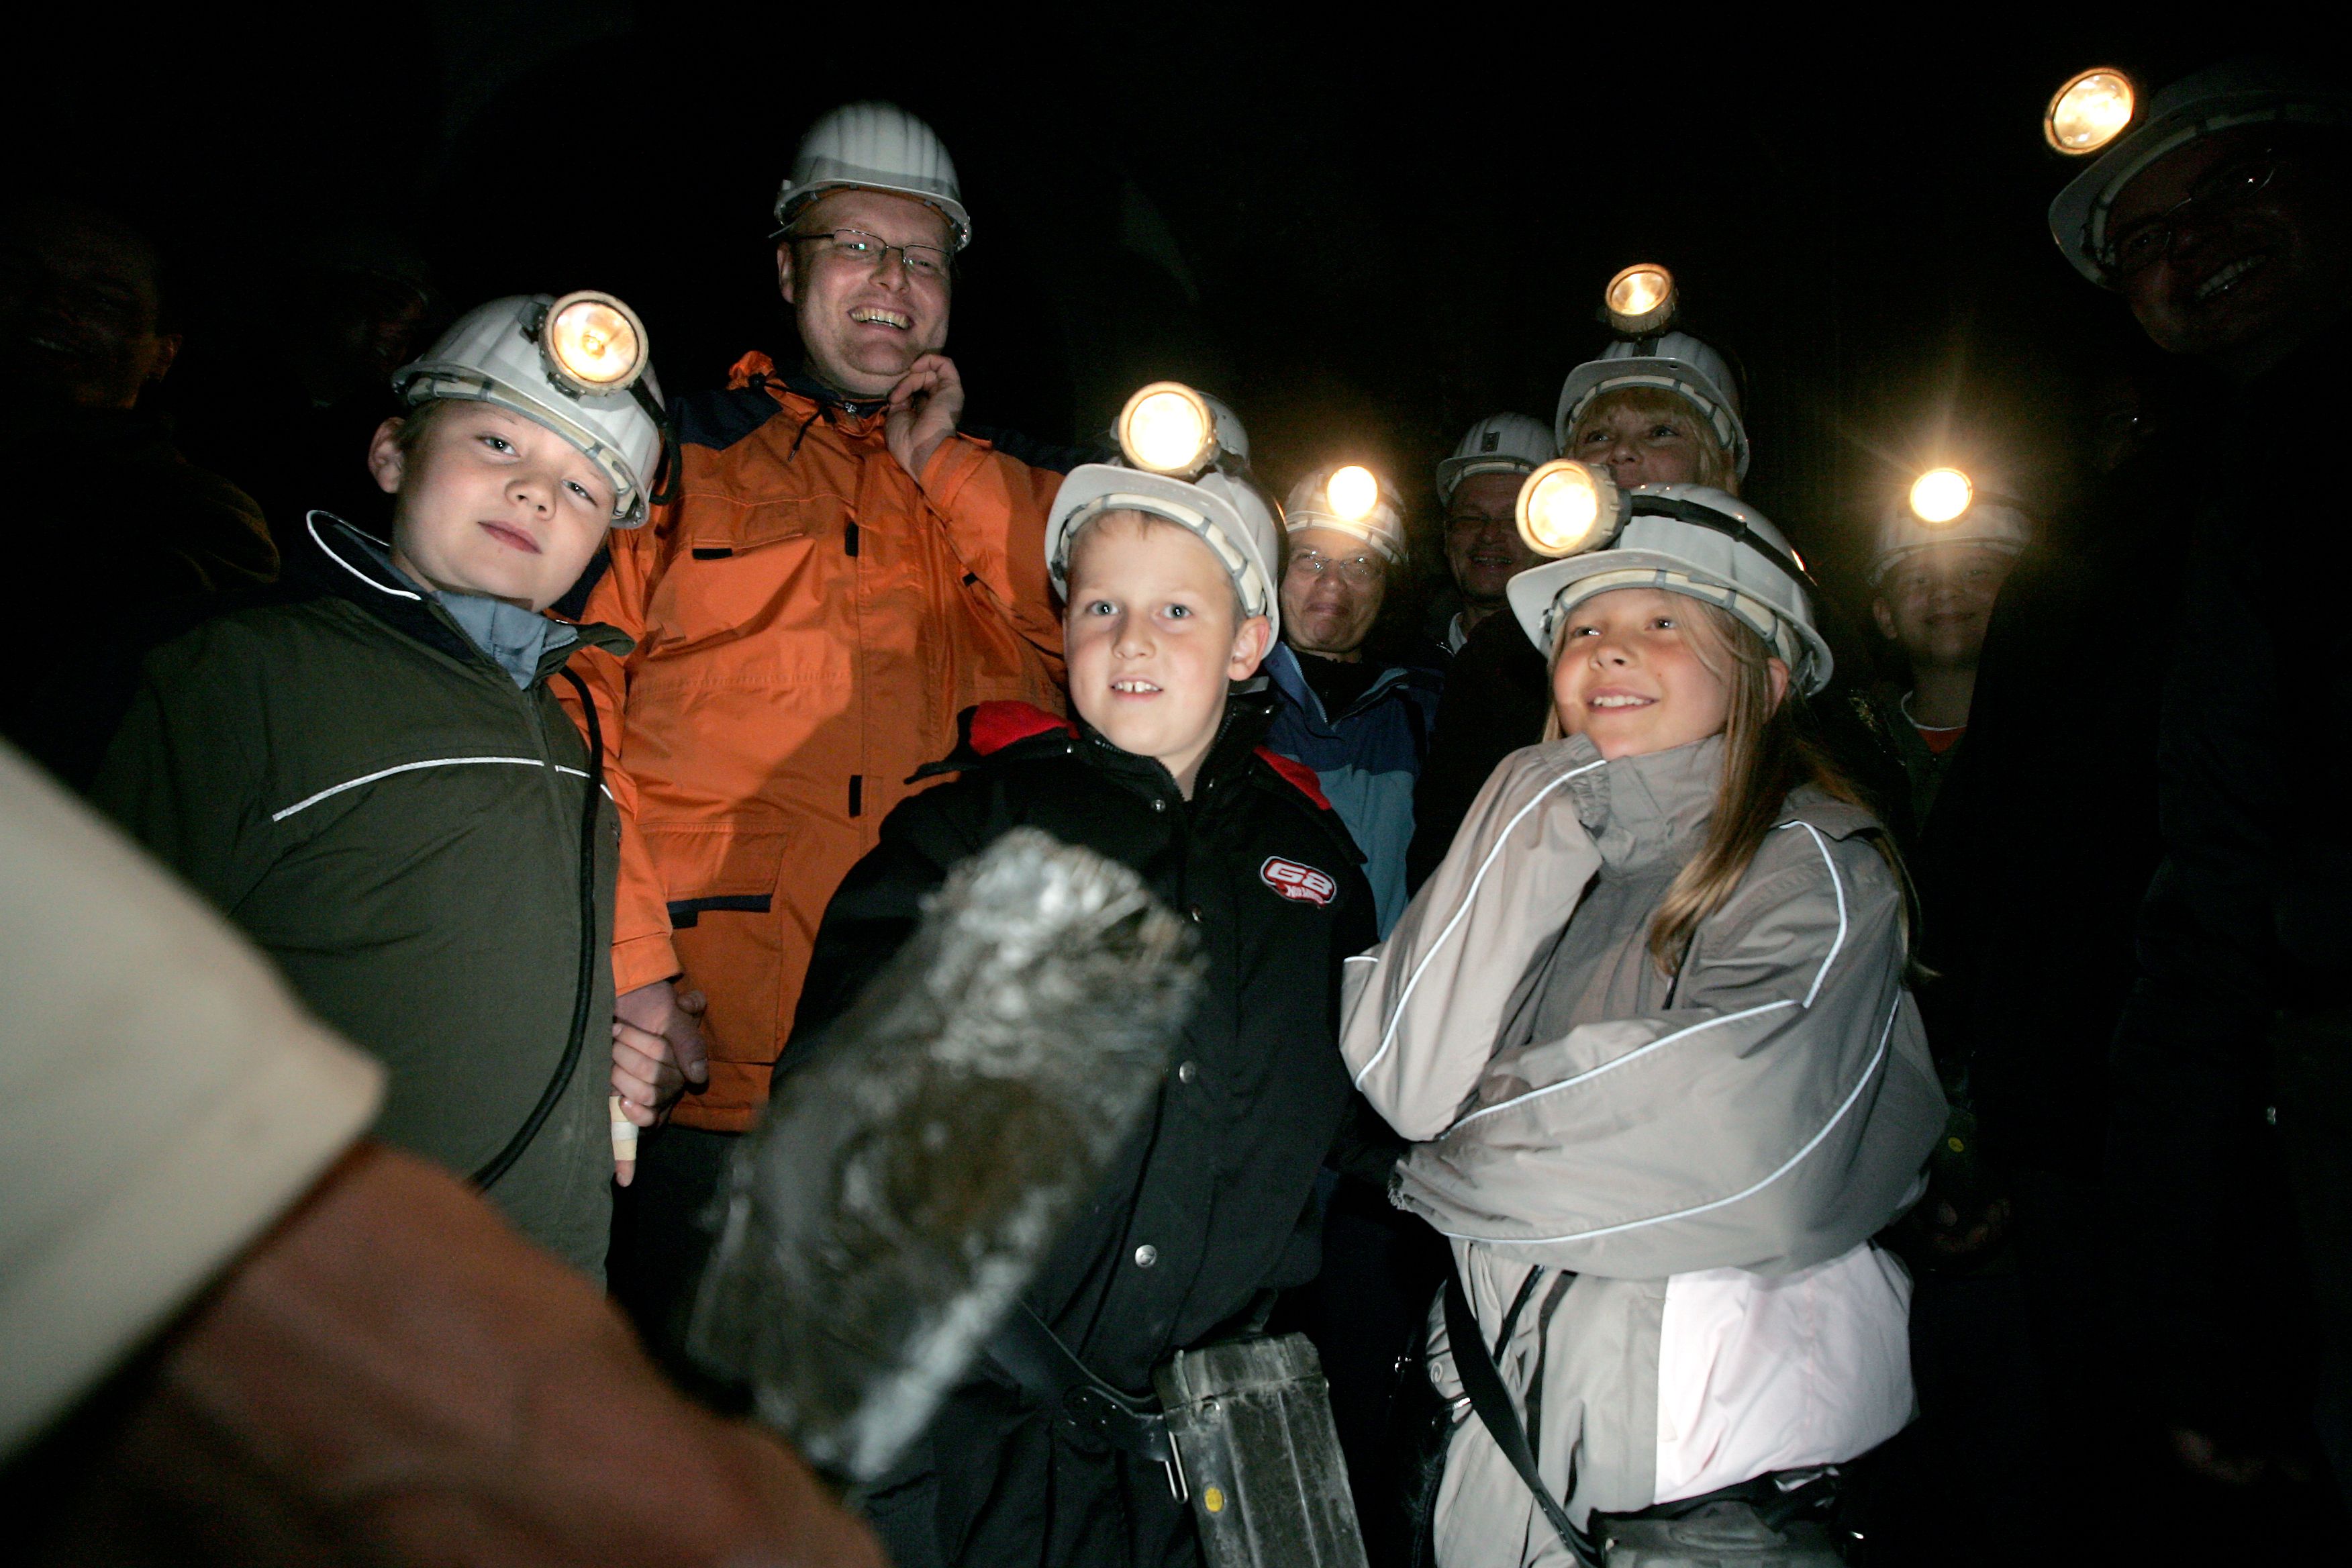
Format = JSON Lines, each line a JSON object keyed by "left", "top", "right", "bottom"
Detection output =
{"left": 544, "top": 292, "right": 646, "bottom": 391}
{"left": 2045, "top": 68, "right": 2135, "bottom": 154}
{"left": 1326, "top": 464, "right": 1379, "bottom": 523}
{"left": 1118, "top": 383, "right": 1217, "bottom": 477}
{"left": 1910, "top": 468, "right": 1974, "bottom": 525}
{"left": 1517, "top": 460, "right": 1618, "bottom": 558}
{"left": 1604, "top": 264, "right": 1676, "bottom": 334}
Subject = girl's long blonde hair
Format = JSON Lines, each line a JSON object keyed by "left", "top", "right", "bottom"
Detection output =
{"left": 1545, "top": 597, "right": 1908, "bottom": 973}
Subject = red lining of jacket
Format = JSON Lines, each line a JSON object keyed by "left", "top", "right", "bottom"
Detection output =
{"left": 1255, "top": 746, "right": 1332, "bottom": 810}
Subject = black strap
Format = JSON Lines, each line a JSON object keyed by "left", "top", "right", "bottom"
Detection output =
{"left": 987, "top": 1304, "right": 1173, "bottom": 1465}
{"left": 1444, "top": 1258, "right": 1602, "bottom": 1567}
{"left": 472, "top": 668, "right": 605, "bottom": 1189}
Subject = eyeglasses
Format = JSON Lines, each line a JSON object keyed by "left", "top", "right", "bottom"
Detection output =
{"left": 789, "top": 227, "right": 952, "bottom": 282}
{"left": 2101, "top": 150, "right": 2281, "bottom": 279}
{"left": 1288, "top": 549, "right": 1382, "bottom": 586}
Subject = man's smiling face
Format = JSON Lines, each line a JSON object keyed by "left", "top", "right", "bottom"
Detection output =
{"left": 2108, "top": 126, "right": 2352, "bottom": 375}
{"left": 777, "top": 188, "right": 952, "bottom": 399}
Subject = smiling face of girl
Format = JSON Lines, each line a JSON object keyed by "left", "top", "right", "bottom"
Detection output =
{"left": 1551, "top": 586, "right": 1785, "bottom": 759}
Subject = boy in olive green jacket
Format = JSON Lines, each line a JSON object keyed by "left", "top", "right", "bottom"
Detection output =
{"left": 96, "top": 293, "right": 670, "bottom": 1278}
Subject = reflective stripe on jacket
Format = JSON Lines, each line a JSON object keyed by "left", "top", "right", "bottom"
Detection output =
{"left": 1340, "top": 735, "right": 1944, "bottom": 1555}
{"left": 572, "top": 360, "right": 1069, "bottom": 1131}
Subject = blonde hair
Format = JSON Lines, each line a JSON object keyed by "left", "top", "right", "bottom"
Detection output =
{"left": 1545, "top": 595, "right": 1906, "bottom": 973}
{"left": 1567, "top": 386, "right": 1739, "bottom": 494}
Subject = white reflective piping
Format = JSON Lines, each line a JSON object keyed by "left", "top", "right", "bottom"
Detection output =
{"left": 1440, "top": 993, "right": 1901, "bottom": 1248}
{"left": 1775, "top": 820, "right": 1847, "bottom": 1006}
{"left": 1352, "top": 758, "right": 1606, "bottom": 1089}
{"left": 273, "top": 757, "right": 589, "bottom": 822}
{"left": 1343, "top": 954, "right": 1378, "bottom": 964}
{"left": 1451, "top": 999, "right": 1796, "bottom": 1130}
{"left": 306, "top": 512, "right": 420, "bottom": 601}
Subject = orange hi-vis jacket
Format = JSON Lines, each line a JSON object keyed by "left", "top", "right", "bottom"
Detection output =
{"left": 568, "top": 356, "right": 1070, "bottom": 1132}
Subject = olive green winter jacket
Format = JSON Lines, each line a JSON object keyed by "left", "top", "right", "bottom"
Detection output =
{"left": 93, "top": 514, "right": 629, "bottom": 1279}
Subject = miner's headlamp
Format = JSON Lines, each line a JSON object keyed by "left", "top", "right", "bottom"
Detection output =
{"left": 2046, "top": 68, "right": 2137, "bottom": 156}
{"left": 1516, "top": 459, "right": 1622, "bottom": 558}
{"left": 1603, "top": 264, "right": 1676, "bottom": 335}
{"left": 1325, "top": 464, "right": 1379, "bottom": 524}
{"left": 1909, "top": 467, "right": 1974, "bottom": 524}
{"left": 1516, "top": 459, "right": 1814, "bottom": 586}
{"left": 538, "top": 291, "right": 650, "bottom": 397}
{"left": 1118, "top": 381, "right": 1221, "bottom": 479}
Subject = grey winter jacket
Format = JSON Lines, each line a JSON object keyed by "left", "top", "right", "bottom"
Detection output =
{"left": 1340, "top": 734, "right": 1944, "bottom": 1559}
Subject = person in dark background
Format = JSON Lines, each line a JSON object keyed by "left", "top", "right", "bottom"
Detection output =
{"left": 2062, "top": 55, "right": 2352, "bottom": 1519}
{"left": 1856, "top": 493, "right": 2029, "bottom": 830}
{"left": 1407, "top": 326, "right": 1749, "bottom": 891}
{"left": 577, "top": 101, "right": 1075, "bottom": 1389}
{"left": 173, "top": 226, "right": 442, "bottom": 552}
{"left": 0, "top": 200, "right": 277, "bottom": 788}
{"left": 1426, "top": 413, "right": 1552, "bottom": 660}
{"left": 1892, "top": 54, "right": 2352, "bottom": 1564}
{"left": 1263, "top": 462, "right": 1440, "bottom": 938}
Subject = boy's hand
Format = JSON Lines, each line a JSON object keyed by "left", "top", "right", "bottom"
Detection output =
{"left": 885, "top": 353, "right": 964, "bottom": 480}
{"left": 610, "top": 980, "right": 713, "bottom": 1185}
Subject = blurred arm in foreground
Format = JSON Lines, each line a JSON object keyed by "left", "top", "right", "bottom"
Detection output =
{"left": 0, "top": 740, "right": 877, "bottom": 1568}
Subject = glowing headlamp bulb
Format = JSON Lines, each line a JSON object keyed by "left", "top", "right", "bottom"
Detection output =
{"left": 2045, "top": 68, "right": 2135, "bottom": 155}
{"left": 1516, "top": 460, "right": 1620, "bottom": 558}
{"left": 1604, "top": 264, "right": 1676, "bottom": 334}
{"left": 1118, "top": 382, "right": 1218, "bottom": 477}
{"left": 544, "top": 291, "right": 648, "bottom": 392}
{"left": 1910, "top": 468, "right": 1974, "bottom": 525}
{"left": 1326, "top": 464, "right": 1379, "bottom": 524}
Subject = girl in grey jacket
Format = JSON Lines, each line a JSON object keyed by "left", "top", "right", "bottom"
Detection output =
{"left": 1340, "top": 480, "right": 1945, "bottom": 1565}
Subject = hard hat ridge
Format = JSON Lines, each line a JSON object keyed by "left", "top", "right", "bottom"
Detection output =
{"left": 1505, "top": 485, "right": 1832, "bottom": 693}
{"left": 774, "top": 101, "right": 972, "bottom": 250}
{"left": 1435, "top": 412, "right": 1555, "bottom": 503}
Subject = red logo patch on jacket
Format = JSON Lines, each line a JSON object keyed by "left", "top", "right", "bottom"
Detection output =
{"left": 1261, "top": 856, "right": 1337, "bottom": 906}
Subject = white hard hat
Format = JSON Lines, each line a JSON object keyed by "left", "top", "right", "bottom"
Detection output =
{"left": 1048, "top": 389, "right": 1281, "bottom": 638}
{"left": 773, "top": 101, "right": 971, "bottom": 250}
{"left": 1555, "top": 332, "right": 1751, "bottom": 480}
{"left": 1435, "top": 413, "right": 1555, "bottom": 504}
{"left": 392, "top": 293, "right": 665, "bottom": 527}
{"left": 1284, "top": 463, "right": 1407, "bottom": 563}
{"left": 1871, "top": 497, "right": 2032, "bottom": 583}
{"left": 2050, "top": 58, "right": 2349, "bottom": 285}
{"left": 1506, "top": 485, "right": 1832, "bottom": 694}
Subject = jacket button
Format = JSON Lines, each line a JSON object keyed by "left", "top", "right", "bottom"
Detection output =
{"left": 1153, "top": 798, "right": 1167, "bottom": 813}
{"left": 1134, "top": 1244, "right": 1159, "bottom": 1268}
{"left": 1187, "top": 904, "right": 1203, "bottom": 923}
{"left": 1177, "top": 1060, "right": 1198, "bottom": 1084}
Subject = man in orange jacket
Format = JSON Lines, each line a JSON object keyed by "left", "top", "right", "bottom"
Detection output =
{"left": 574, "top": 102, "right": 1072, "bottom": 1369}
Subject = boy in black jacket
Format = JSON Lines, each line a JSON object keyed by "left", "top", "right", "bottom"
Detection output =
{"left": 790, "top": 387, "right": 1375, "bottom": 1568}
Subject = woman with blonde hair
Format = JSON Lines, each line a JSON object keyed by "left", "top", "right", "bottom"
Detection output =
{"left": 1407, "top": 330, "right": 1751, "bottom": 891}
{"left": 1346, "top": 479, "right": 1943, "bottom": 1565}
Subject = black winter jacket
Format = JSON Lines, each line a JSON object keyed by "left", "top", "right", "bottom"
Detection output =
{"left": 789, "top": 693, "right": 1375, "bottom": 1568}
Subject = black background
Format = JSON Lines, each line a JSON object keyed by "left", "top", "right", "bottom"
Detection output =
{"left": 16, "top": 7, "right": 2344, "bottom": 603}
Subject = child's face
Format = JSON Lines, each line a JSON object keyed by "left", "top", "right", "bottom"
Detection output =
{"left": 1553, "top": 587, "right": 1754, "bottom": 760}
{"left": 1064, "top": 513, "right": 1271, "bottom": 796}
{"left": 1871, "top": 543, "right": 2013, "bottom": 673}
{"left": 370, "top": 403, "right": 613, "bottom": 611}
